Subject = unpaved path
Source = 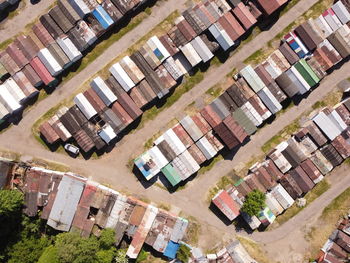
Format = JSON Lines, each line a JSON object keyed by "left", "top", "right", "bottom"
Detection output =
{"left": 0, "top": 0, "right": 56, "bottom": 42}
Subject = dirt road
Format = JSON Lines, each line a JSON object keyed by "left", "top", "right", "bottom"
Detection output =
{"left": 0, "top": 0, "right": 348, "bottom": 257}
{"left": 0, "top": 0, "right": 56, "bottom": 42}
{"left": 0, "top": 0, "right": 346, "bottom": 230}
{"left": 249, "top": 165, "right": 350, "bottom": 263}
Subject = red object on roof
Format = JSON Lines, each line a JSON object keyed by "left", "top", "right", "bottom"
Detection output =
{"left": 30, "top": 57, "right": 55, "bottom": 85}
{"left": 212, "top": 190, "right": 240, "bottom": 221}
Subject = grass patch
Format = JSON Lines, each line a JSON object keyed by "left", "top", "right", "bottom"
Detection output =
{"left": 207, "top": 174, "right": 235, "bottom": 203}
{"left": 0, "top": 148, "right": 21, "bottom": 161}
{"left": 206, "top": 84, "right": 223, "bottom": 98}
{"left": 305, "top": 186, "right": 350, "bottom": 260}
{"left": 61, "top": 11, "right": 150, "bottom": 83}
{"left": 154, "top": 182, "right": 167, "bottom": 191}
{"left": 158, "top": 203, "right": 171, "bottom": 211}
{"left": 261, "top": 120, "right": 300, "bottom": 153}
{"left": 30, "top": 157, "right": 70, "bottom": 172}
{"left": 198, "top": 154, "right": 223, "bottom": 175}
{"left": 135, "top": 69, "right": 205, "bottom": 130}
{"left": 183, "top": 216, "right": 201, "bottom": 246}
{"left": 244, "top": 0, "right": 334, "bottom": 65}
{"left": 237, "top": 236, "right": 274, "bottom": 263}
{"left": 312, "top": 90, "right": 342, "bottom": 110}
{"left": 32, "top": 11, "right": 179, "bottom": 140}
{"left": 273, "top": 180, "right": 330, "bottom": 226}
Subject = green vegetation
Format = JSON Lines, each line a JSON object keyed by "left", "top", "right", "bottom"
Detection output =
{"left": 207, "top": 174, "right": 235, "bottom": 203}
{"left": 182, "top": 216, "right": 200, "bottom": 245}
{"left": 136, "top": 70, "right": 205, "bottom": 130}
{"left": 61, "top": 11, "right": 150, "bottom": 83}
{"left": 241, "top": 190, "right": 266, "bottom": 217}
{"left": 273, "top": 180, "right": 330, "bottom": 226}
{"left": 244, "top": 0, "right": 334, "bottom": 64}
{"left": 198, "top": 154, "right": 223, "bottom": 175}
{"left": 206, "top": 84, "right": 223, "bottom": 98}
{"left": 306, "top": 186, "right": 350, "bottom": 259}
{"left": 136, "top": 249, "right": 149, "bottom": 263}
{"left": 158, "top": 203, "right": 171, "bottom": 211}
{"left": 32, "top": 11, "right": 180, "bottom": 142}
{"left": 311, "top": 90, "right": 342, "bottom": 110}
{"left": 0, "top": 189, "right": 126, "bottom": 263}
{"left": 176, "top": 244, "right": 191, "bottom": 263}
{"left": 261, "top": 120, "right": 300, "bottom": 153}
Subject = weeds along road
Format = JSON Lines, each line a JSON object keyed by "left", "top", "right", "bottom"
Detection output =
{"left": 248, "top": 165, "right": 350, "bottom": 263}
{"left": 0, "top": 0, "right": 341, "bottom": 228}
{"left": 0, "top": 0, "right": 321, "bottom": 167}
{"left": 0, "top": 0, "right": 57, "bottom": 42}
{"left": 0, "top": 0, "right": 344, "bottom": 244}
{"left": 1, "top": 61, "right": 349, "bottom": 238}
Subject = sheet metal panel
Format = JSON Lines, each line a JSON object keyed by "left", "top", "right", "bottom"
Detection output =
{"left": 240, "top": 65, "right": 265, "bottom": 93}
{"left": 91, "top": 76, "right": 118, "bottom": 106}
{"left": 4, "top": 78, "right": 26, "bottom": 103}
{"left": 332, "top": 1, "right": 350, "bottom": 24}
{"left": 47, "top": 42, "right": 71, "bottom": 69}
{"left": 179, "top": 115, "right": 203, "bottom": 142}
{"left": 37, "top": 48, "right": 63, "bottom": 76}
{"left": 58, "top": 0, "right": 81, "bottom": 25}
{"left": 109, "top": 63, "right": 135, "bottom": 92}
{"left": 49, "top": 6, "right": 74, "bottom": 33}
{"left": 190, "top": 36, "right": 214, "bottom": 63}
{"left": 312, "top": 112, "right": 342, "bottom": 141}
{"left": 56, "top": 35, "right": 83, "bottom": 62}
{"left": 47, "top": 175, "right": 85, "bottom": 231}
{"left": 270, "top": 184, "right": 294, "bottom": 210}
{"left": 74, "top": 93, "right": 97, "bottom": 120}
{"left": 12, "top": 71, "right": 38, "bottom": 97}
{"left": 180, "top": 42, "right": 202, "bottom": 67}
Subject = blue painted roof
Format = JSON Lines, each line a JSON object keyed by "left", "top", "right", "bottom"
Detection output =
{"left": 163, "top": 241, "right": 180, "bottom": 259}
{"left": 92, "top": 5, "right": 114, "bottom": 30}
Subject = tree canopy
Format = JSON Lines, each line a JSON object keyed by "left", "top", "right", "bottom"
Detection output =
{"left": 241, "top": 190, "right": 266, "bottom": 217}
{"left": 0, "top": 189, "right": 121, "bottom": 263}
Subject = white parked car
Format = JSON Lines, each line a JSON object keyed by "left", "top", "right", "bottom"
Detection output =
{"left": 64, "top": 144, "right": 79, "bottom": 155}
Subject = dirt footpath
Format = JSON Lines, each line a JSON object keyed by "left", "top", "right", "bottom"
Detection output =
{"left": 0, "top": 0, "right": 56, "bottom": 42}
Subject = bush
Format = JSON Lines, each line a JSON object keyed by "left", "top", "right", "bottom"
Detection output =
{"left": 177, "top": 244, "right": 191, "bottom": 263}
{"left": 241, "top": 190, "right": 266, "bottom": 217}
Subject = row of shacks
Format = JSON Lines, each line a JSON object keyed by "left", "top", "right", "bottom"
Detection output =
{"left": 36, "top": 0, "right": 289, "bottom": 150}
{"left": 134, "top": 0, "right": 350, "bottom": 188}
{"left": 188, "top": 240, "right": 258, "bottom": 263}
{"left": 0, "top": 158, "right": 259, "bottom": 262}
{"left": 0, "top": 0, "right": 153, "bottom": 125}
{"left": 315, "top": 216, "right": 350, "bottom": 263}
{"left": 7, "top": 160, "right": 188, "bottom": 259}
{"left": 211, "top": 98, "right": 350, "bottom": 230}
{"left": 0, "top": 0, "right": 20, "bottom": 11}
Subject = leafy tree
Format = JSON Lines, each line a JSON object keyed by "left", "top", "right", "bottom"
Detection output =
{"left": 0, "top": 190, "right": 23, "bottom": 216}
{"left": 136, "top": 249, "right": 149, "bottom": 262}
{"left": 38, "top": 245, "right": 59, "bottom": 263}
{"left": 97, "top": 249, "right": 117, "bottom": 263}
{"left": 7, "top": 237, "right": 50, "bottom": 263}
{"left": 115, "top": 249, "right": 128, "bottom": 263}
{"left": 177, "top": 244, "right": 191, "bottom": 263}
{"left": 55, "top": 232, "right": 100, "bottom": 263}
{"left": 0, "top": 190, "right": 24, "bottom": 257}
{"left": 241, "top": 190, "right": 266, "bottom": 217}
{"left": 99, "top": 228, "right": 116, "bottom": 250}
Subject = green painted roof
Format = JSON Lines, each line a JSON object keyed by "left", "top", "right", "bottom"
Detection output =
{"left": 161, "top": 164, "right": 182, "bottom": 187}
{"left": 294, "top": 61, "right": 317, "bottom": 87}
{"left": 299, "top": 59, "right": 320, "bottom": 84}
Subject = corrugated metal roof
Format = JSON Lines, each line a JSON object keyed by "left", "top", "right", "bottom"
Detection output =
{"left": 47, "top": 175, "right": 85, "bottom": 231}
